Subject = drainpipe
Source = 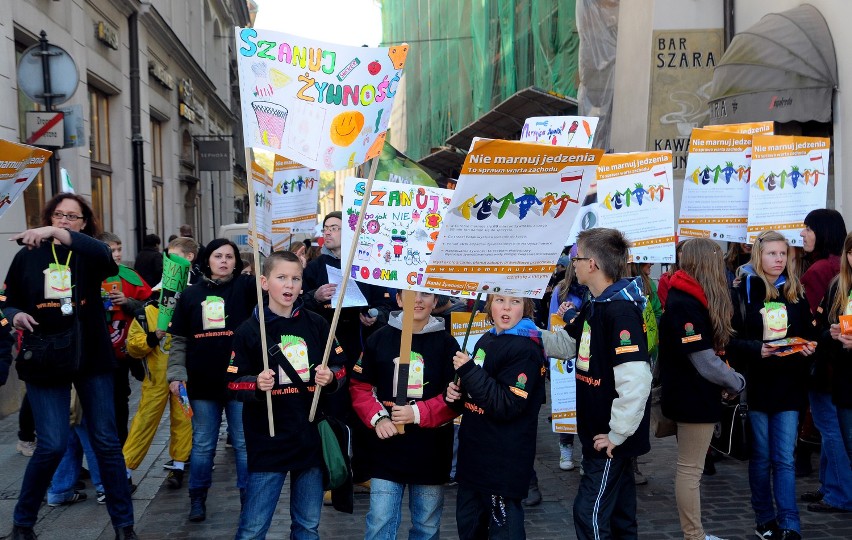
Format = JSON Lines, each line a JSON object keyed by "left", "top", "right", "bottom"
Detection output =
{"left": 723, "top": 0, "right": 735, "bottom": 49}
{"left": 129, "top": 10, "right": 146, "bottom": 251}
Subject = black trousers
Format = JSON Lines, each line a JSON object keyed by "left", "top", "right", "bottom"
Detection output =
{"left": 574, "top": 456, "right": 638, "bottom": 540}
{"left": 456, "top": 483, "right": 525, "bottom": 540}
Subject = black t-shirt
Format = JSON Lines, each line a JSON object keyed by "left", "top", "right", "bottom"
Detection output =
{"left": 566, "top": 298, "right": 651, "bottom": 459}
{"left": 659, "top": 288, "right": 724, "bottom": 423}
{"left": 351, "top": 323, "right": 459, "bottom": 485}
{"left": 227, "top": 307, "right": 346, "bottom": 473}
{"left": 169, "top": 274, "right": 257, "bottom": 401}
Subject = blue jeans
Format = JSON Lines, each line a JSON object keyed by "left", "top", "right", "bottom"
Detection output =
{"left": 809, "top": 391, "right": 852, "bottom": 509}
{"left": 14, "top": 374, "right": 133, "bottom": 528}
{"left": 749, "top": 410, "right": 800, "bottom": 532}
{"left": 365, "top": 478, "right": 444, "bottom": 540}
{"left": 839, "top": 407, "right": 852, "bottom": 464}
{"left": 48, "top": 422, "right": 104, "bottom": 504}
{"left": 235, "top": 467, "right": 323, "bottom": 539}
{"left": 188, "top": 399, "right": 247, "bottom": 491}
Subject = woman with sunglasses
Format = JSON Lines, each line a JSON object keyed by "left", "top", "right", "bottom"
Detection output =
{"left": 728, "top": 231, "right": 816, "bottom": 540}
{"left": 4, "top": 193, "right": 138, "bottom": 539}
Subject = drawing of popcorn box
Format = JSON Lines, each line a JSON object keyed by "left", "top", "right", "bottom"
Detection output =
{"left": 252, "top": 101, "right": 288, "bottom": 148}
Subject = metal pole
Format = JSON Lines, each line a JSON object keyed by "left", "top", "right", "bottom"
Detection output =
{"left": 39, "top": 31, "right": 60, "bottom": 196}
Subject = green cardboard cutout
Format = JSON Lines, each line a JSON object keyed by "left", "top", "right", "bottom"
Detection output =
{"left": 157, "top": 253, "right": 191, "bottom": 330}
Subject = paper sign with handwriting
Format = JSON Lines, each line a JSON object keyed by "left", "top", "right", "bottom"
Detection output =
{"left": 235, "top": 27, "right": 407, "bottom": 171}
{"left": 520, "top": 116, "right": 599, "bottom": 149}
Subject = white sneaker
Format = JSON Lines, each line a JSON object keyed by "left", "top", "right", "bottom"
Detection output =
{"left": 559, "top": 444, "right": 575, "bottom": 471}
{"left": 16, "top": 440, "right": 36, "bottom": 457}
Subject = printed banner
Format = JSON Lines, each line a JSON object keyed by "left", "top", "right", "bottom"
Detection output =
{"left": 678, "top": 129, "right": 752, "bottom": 242}
{"left": 341, "top": 177, "right": 454, "bottom": 292}
{"left": 549, "top": 314, "right": 576, "bottom": 433}
{"left": 270, "top": 156, "right": 318, "bottom": 250}
{"left": 424, "top": 140, "right": 603, "bottom": 297}
{"left": 705, "top": 121, "right": 774, "bottom": 136}
{"left": 520, "top": 116, "right": 600, "bottom": 149}
{"left": 0, "top": 140, "right": 52, "bottom": 221}
{"left": 746, "top": 135, "right": 830, "bottom": 245}
{"left": 593, "top": 152, "right": 676, "bottom": 263}
{"left": 376, "top": 139, "right": 440, "bottom": 187}
{"left": 450, "top": 312, "right": 491, "bottom": 355}
{"left": 236, "top": 27, "right": 407, "bottom": 170}
{"left": 248, "top": 161, "right": 273, "bottom": 255}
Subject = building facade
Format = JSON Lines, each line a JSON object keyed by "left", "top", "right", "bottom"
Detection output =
{"left": 0, "top": 0, "right": 251, "bottom": 414}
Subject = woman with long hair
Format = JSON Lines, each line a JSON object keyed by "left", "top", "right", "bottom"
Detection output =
{"left": 4, "top": 193, "right": 137, "bottom": 539}
{"left": 796, "top": 209, "right": 852, "bottom": 512}
{"left": 818, "top": 234, "right": 852, "bottom": 470}
{"left": 659, "top": 238, "right": 745, "bottom": 540}
{"left": 167, "top": 238, "right": 257, "bottom": 522}
{"left": 728, "top": 230, "right": 815, "bottom": 540}
{"left": 810, "top": 231, "right": 852, "bottom": 514}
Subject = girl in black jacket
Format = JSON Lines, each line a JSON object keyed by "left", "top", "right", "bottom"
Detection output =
{"left": 728, "top": 231, "right": 815, "bottom": 540}
{"left": 659, "top": 238, "right": 745, "bottom": 540}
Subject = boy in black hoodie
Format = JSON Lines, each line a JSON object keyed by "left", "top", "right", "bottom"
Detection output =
{"left": 227, "top": 251, "right": 346, "bottom": 539}
{"left": 350, "top": 291, "right": 459, "bottom": 539}
{"left": 542, "top": 228, "right": 652, "bottom": 540}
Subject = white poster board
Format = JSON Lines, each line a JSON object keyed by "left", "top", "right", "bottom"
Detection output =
{"left": 270, "top": 156, "right": 318, "bottom": 250}
{"left": 520, "top": 116, "right": 600, "bottom": 149}
{"left": 424, "top": 139, "right": 603, "bottom": 298}
{"left": 235, "top": 27, "right": 407, "bottom": 170}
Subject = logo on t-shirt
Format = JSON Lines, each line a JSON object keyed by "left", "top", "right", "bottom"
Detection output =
{"left": 760, "top": 302, "right": 788, "bottom": 341}
{"left": 619, "top": 330, "right": 631, "bottom": 346}
{"left": 577, "top": 321, "right": 592, "bottom": 372}
{"left": 515, "top": 373, "right": 527, "bottom": 390}
{"left": 684, "top": 323, "right": 695, "bottom": 336}
{"left": 473, "top": 349, "right": 486, "bottom": 367}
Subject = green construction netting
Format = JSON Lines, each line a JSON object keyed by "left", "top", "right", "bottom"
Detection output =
{"left": 381, "top": 0, "right": 579, "bottom": 160}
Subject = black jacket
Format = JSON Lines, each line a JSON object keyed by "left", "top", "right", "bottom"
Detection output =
{"left": 5, "top": 232, "right": 118, "bottom": 384}
{"left": 227, "top": 303, "right": 346, "bottom": 473}
{"left": 452, "top": 330, "right": 545, "bottom": 499}
{"left": 814, "top": 281, "right": 852, "bottom": 409}
{"left": 728, "top": 274, "right": 814, "bottom": 413}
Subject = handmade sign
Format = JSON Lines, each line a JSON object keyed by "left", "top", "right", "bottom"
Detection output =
{"left": 340, "top": 178, "right": 454, "bottom": 292}
{"left": 678, "top": 129, "right": 752, "bottom": 243}
{"left": 424, "top": 140, "right": 603, "bottom": 297}
{"left": 520, "top": 116, "right": 599, "bottom": 149}
{"left": 247, "top": 161, "right": 273, "bottom": 255}
{"left": 235, "top": 27, "right": 407, "bottom": 171}
{"left": 158, "top": 253, "right": 191, "bottom": 331}
{"left": 0, "top": 140, "right": 52, "bottom": 221}
{"left": 746, "top": 135, "right": 830, "bottom": 245}
{"left": 593, "top": 152, "right": 676, "bottom": 263}
{"left": 705, "top": 121, "right": 774, "bottom": 136}
{"left": 270, "top": 155, "right": 318, "bottom": 250}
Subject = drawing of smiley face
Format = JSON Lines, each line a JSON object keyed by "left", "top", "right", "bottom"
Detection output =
{"left": 330, "top": 111, "right": 364, "bottom": 147}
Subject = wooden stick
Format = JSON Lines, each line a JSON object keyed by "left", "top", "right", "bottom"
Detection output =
{"left": 309, "top": 157, "right": 380, "bottom": 422}
{"left": 246, "top": 148, "right": 275, "bottom": 437}
{"left": 394, "top": 290, "right": 416, "bottom": 434}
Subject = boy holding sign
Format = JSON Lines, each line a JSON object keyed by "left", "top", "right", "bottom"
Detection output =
{"left": 227, "top": 251, "right": 345, "bottom": 539}
{"left": 541, "top": 228, "right": 652, "bottom": 540}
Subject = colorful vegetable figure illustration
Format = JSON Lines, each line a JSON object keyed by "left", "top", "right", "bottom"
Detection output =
{"left": 565, "top": 121, "right": 579, "bottom": 145}
{"left": 458, "top": 195, "right": 477, "bottom": 220}
{"left": 632, "top": 183, "right": 647, "bottom": 205}
{"left": 755, "top": 173, "right": 766, "bottom": 191}
{"left": 497, "top": 192, "right": 515, "bottom": 218}
{"left": 516, "top": 187, "right": 542, "bottom": 219}
{"left": 582, "top": 120, "right": 593, "bottom": 144}
{"left": 766, "top": 172, "right": 776, "bottom": 191}
{"left": 473, "top": 194, "right": 496, "bottom": 220}
{"left": 723, "top": 162, "right": 736, "bottom": 184}
{"left": 701, "top": 166, "right": 712, "bottom": 185}
{"left": 552, "top": 193, "right": 579, "bottom": 217}
{"left": 691, "top": 168, "right": 701, "bottom": 184}
{"left": 780, "top": 169, "right": 787, "bottom": 189}
{"left": 648, "top": 184, "right": 666, "bottom": 202}
{"left": 541, "top": 192, "right": 558, "bottom": 215}
{"left": 712, "top": 165, "right": 721, "bottom": 184}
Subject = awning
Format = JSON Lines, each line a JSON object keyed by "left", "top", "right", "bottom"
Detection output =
{"left": 445, "top": 86, "right": 578, "bottom": 153}
{"left": 707, "top": 4, "right": 837, "bottom": 124}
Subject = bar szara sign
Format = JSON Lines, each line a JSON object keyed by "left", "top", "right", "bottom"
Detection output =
{"left": 647, "top": 29, "right": 723, "bottom": 178}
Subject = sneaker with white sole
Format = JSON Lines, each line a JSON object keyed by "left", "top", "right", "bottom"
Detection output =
{"left": 97, "top": 491, "right": 106, "bottom": 504}
{"left": 16, "top": 440, "right": 36, "bottom": 457}
{"left": 48, "top": 490, "right": 87, "bottom": 507}
{"left": 559, "top": 444, "right": 575, "bottom": 471}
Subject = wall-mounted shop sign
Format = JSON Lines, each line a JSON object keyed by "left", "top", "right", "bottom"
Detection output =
{"left": 96, "top": 21, "right": 119, "bottom": 50}
{"left": 149, "top": 60, "right": 175, "bottom": 90}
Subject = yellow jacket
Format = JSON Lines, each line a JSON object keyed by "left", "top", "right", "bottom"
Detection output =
{"left": 126, "top": 303, "right": 171, "bottom": 365}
